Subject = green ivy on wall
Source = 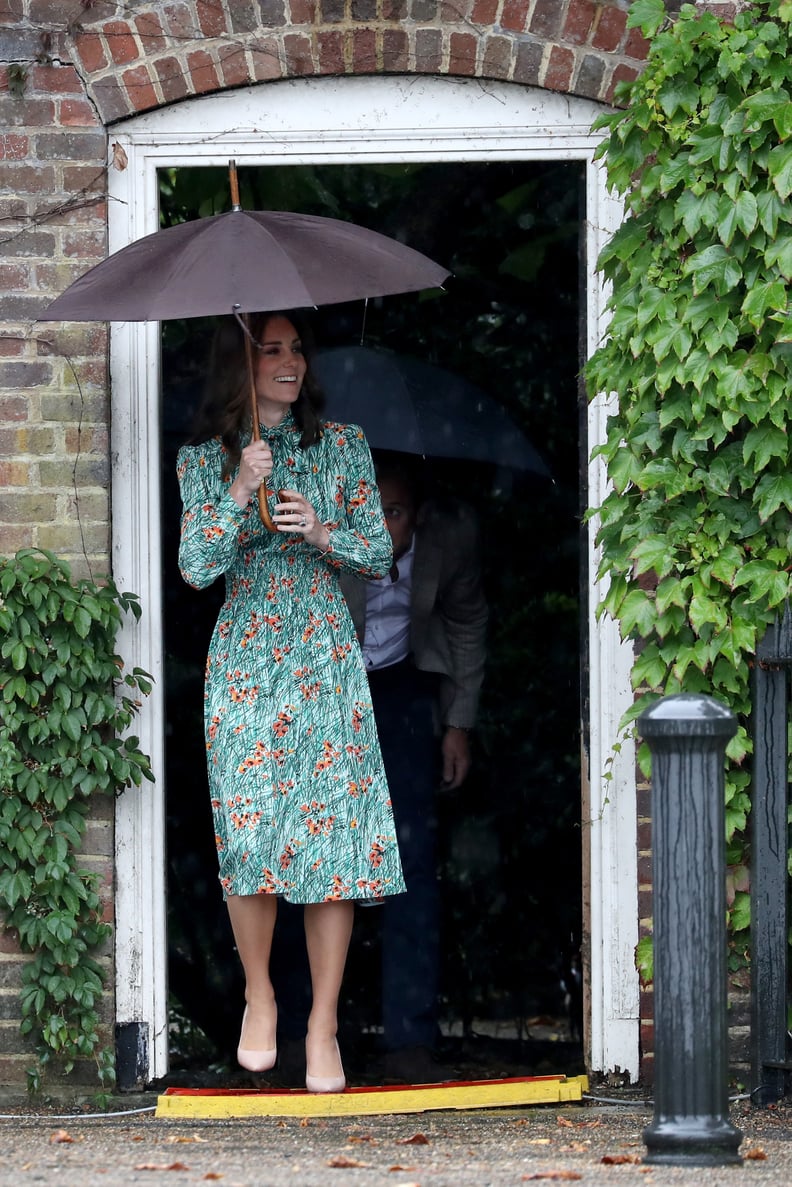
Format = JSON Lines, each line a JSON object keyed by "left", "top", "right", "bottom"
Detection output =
{"left": 0, "top": 549, "right": 152, "bottom": 1094}
{"left": 587, "top": 0, "right": 792, "bottom": 970}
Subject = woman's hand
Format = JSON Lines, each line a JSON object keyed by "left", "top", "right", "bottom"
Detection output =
{"left": 230, "top": 441, "right": 273, "bottom": 507}
{"left": 274, "top": 489, "right": 331, "bottom": 552}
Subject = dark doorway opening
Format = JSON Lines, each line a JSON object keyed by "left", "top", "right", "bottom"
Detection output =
{"left": 159, "top": 159, "right": 584, "bottom": 1085}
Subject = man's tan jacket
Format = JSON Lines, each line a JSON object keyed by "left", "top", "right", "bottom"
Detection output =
{"left": 339, "top": 499, "right": 488, "bottom": 730}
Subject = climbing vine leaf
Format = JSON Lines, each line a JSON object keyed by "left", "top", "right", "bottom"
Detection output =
{"left": 0, "top": 549, "right": 153, "bottom": 1095}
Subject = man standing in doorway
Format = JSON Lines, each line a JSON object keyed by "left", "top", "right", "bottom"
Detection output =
{"left": 340, "top": 457, "right": 488, "bottom": 1083}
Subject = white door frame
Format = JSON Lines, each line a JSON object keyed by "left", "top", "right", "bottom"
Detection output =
{"left": 107, "top": 74, "right": 638, "bottom": 1082}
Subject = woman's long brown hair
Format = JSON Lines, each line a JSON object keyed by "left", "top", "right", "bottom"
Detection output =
{"left": 189, "top": 309, "right": 325, "bottom": 476}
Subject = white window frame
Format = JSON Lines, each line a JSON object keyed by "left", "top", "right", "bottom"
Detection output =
{"left": 108, "top": 74, "right": 638, "bottom": 1083}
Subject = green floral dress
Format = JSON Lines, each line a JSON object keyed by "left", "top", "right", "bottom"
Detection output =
{"left": 176, "top": 413, "right": 406, "bottom": 904}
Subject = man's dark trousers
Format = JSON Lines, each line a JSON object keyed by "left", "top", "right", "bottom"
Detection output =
{"left": 368, "top": 658, "right": 440, "bottom": 1053}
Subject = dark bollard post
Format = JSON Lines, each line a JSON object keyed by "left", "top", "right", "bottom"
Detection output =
{"left": 639, "top": 693, "right": 742, "bottom": 1167}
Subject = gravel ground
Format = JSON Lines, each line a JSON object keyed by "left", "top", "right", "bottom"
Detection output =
{"left": 0, "top": 1095, "right": 790, "bottom": 1187}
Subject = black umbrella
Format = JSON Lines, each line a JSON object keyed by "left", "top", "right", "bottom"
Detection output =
{"left": 313, "top": 345, "right": 551, "bottom": 476}
{"left": 38, "top": 162, "right": 450, "bottom": 528}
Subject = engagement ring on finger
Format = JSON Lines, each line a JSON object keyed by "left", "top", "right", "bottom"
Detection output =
{"left": 300, "top": 516, "right": 307, "bottom": 526}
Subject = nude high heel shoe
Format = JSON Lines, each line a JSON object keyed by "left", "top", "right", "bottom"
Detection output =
{"left": 305, "top": 1037, "right": 346, "bottom": 1094}
{"left": 237, "top": 1006, "right": 277, "bottom": 1073}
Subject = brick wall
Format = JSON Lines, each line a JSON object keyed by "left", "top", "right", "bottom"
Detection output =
{"left": 0, "top": 47, "right": 108, "bottom": 577}
{"left": 0, "top": 0, "right": 738, "bottom": 1093}
{"left": 636, "top": 775, "right": 654, "bottom": 1082}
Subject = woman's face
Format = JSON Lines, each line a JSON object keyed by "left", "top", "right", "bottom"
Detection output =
{"left": 254, "top": 315, "right": 307, "bottom": 418}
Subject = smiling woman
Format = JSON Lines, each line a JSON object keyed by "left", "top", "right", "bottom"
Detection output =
{"left": 174, "top": 306, "right": 406, "bottom": 1091}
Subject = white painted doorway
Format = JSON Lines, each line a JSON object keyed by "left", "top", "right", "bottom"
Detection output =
{"left": 107, "top": 74, "right": 638, "bottom": 1084}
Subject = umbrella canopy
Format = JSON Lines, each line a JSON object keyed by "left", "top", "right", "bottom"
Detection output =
{"left": 313, "top": 345, "right": 551, "bottom": 476}
{"left": 38, "top": 161, "right": 451, "bottom": 531}
{"left": 38, "top": 209, "right": 450, "bottom": 323}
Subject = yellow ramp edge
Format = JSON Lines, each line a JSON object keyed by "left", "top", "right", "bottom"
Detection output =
{"left": 155, "top": 1074, "right": 589, "bottom": 1119}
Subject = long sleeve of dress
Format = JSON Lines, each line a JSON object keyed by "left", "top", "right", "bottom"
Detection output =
{"left": 176, "top": 441, "right": 247, "bottom": 590}
{"left": 176, "top": 425, "right": 392, "bottom": 591}
{"left": 319, "top": 426, "right": 393, "bottom": 580}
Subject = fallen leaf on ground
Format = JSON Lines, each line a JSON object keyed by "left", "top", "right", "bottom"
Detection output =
{"left": 300, "top": 1117, "right": 311, "bottom": 1127}
{"left": 133, "top": 1163, "right": 190, "bottom": 1172}
{"left": 327, "top": 1155, "right": 369, "bottom": 1168}
{"left": 388, "top": 1166, "right": 417, "bottom": 1173}
{"left": 347, "top": 1133, "right": 377, "bottom": 1144}
{"left": 555, "top": 1115, "right": 602, "bottom": 1130}
{"left": 527, "top": 1138, "right": 552, "bottom": 1145}
{"left": 602, "top": 1154, "right": 641, "bottom": 1165}
{"left": 203, "top": 1175, "right": 223, "bottom": 1181}
{"left": 397, "top": 1133, "right": 430, "bottom": 1145}
{"left": 165, "top": 1135, "right": 208, "bottom": 1144}
{"left": 522, "top": 1173, "right": 583, "bottom": 1182}
{"left": 745, "top": 1148, "right": 767, "bottom": 1160}
{"left": 50, "top": 1130, "right": 75, "bottom": 1144}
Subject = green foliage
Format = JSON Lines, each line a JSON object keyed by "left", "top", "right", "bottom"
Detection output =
{"left": 588, "top": 1, "right": 792, "bottom": 952}
{"left": 0, "top": 549, "right": 153, "bottom": 1092}
{"left": 635, "top": 935, "right": 655, "bottom": 986}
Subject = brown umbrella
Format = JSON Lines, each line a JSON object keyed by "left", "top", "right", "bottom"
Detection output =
{"left": 39, "top": 162, "right": 450, "bottom": 528}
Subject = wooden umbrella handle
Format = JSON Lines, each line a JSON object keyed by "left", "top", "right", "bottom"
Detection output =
{"left": 229, "top": 164, "right": 275, "bottom": 531}
{"left": 229, "top": 158, "right": 242, "bottom": 211}
{"left": 243, "top": 317, "right": 277, "bottom": 532}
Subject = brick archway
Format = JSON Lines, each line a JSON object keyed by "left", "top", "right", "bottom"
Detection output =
{"left": 65, "top": 1, "right": 648, "bottom": 124}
